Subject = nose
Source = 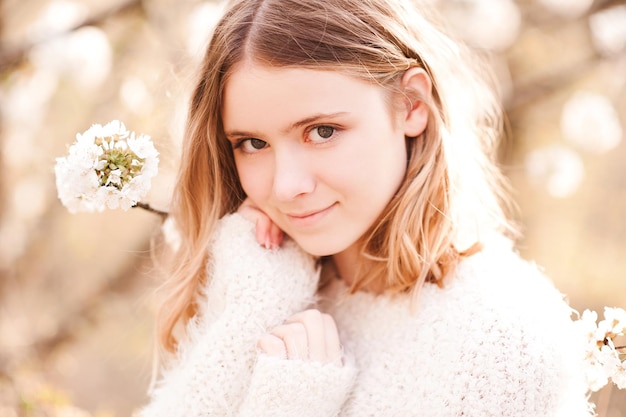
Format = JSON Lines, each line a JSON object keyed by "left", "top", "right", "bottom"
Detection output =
{"left": 272, "top": 146, "right": 315, "bottom": 201}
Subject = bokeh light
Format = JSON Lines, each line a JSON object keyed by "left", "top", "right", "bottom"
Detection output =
{"left": 561, "top": 92, "right": 622, "bottom": 154}
{"left": 1, "top": 0, "right": 624, "bottom": 415}
{"left": 525, "top": 145, "right": 585, "bottom": 198}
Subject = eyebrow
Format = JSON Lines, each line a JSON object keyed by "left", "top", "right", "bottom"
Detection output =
{"left": 224, "top": 111, "right": 349, "bottom": 140}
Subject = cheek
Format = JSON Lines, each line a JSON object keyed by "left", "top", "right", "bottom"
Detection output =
{"left": 235, "top": 158, "right": 271, "bottom": 201}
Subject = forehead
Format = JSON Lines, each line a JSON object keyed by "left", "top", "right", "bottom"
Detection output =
{"left": 221, "top": 62, "right": 392, "bottom": 133}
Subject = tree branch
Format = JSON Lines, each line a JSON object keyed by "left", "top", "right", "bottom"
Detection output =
{"left": 134, "top": 202, "right": 169, "bottom": 220}
{"left": 0, "top": 0, "right": 143, "bottom": 73}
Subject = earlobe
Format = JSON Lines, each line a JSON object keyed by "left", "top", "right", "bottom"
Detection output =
{"left": 401, "top": 67, "right": 432, "bottom": 138}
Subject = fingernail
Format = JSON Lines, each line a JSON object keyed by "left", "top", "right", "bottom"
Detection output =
{"left": 264, "top": 237, "right": 271, "bottom": 249}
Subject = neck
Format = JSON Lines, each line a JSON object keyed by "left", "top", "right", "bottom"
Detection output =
{"left": 331, "top": 245, "right": 387, "bottom": 294}
{"left": 331, "top": 245, "right": 360, "bottom": 287}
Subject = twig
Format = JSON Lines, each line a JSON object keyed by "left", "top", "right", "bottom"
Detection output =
{"left": 133, "top": 202, "right": 169, "bottom": 220}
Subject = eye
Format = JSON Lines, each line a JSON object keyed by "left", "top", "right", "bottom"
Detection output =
{"left": 238, "top": 138, "right": 268, "bottom": 153}
{"left": 308, "top": 125, "right": 336, "bottom": 143}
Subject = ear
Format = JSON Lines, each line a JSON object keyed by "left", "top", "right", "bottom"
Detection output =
{"left": 400, "top": 67, "right": 432, "bottom": 138}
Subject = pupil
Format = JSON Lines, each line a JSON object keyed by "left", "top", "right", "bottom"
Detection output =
{"left": 317, "top": 126, "right": 334, "bottom": 138}
{"left": 251, "top": 138, "right": 266, "bottom": 149}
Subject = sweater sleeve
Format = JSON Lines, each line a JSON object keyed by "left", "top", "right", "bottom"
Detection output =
{"left": 138, "top": 213, "right": 322, "bottom": 417}
{"left": 237, "top": 354, "right": 357, "bottom": 417}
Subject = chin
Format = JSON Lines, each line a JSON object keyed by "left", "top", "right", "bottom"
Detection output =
{"left": 286, "top": 233, "right": 348, "bottom": 257}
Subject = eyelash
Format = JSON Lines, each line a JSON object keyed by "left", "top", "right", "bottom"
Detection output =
{"left": 232, "top": 138, "right": 268, "bottom": 153}
{"left": 231, "top": 124, "right": 341, "bottom": 154}
{"left": 306, "top": 125, "right": 340, "bottom": 144}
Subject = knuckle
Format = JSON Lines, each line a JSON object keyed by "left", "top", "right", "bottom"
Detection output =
{"left": 281, "top": 323, "right": 306, "bottom": 343}
{"left": 300, "top": 308, "right": 323, "bottom": 324}
{"left": 322, "top": 313, "right": 336, "bottom": 326}
{"left": 270, "top": 324, "right": 290, "bottom": 336}
{"left": 288, "top": 322, "right": 308, "bottom": 338}
{"left": 257, "top": 334, "right": 284, "bottom": 354}
{"left": 282, "top": 329, "right": 306, "bottom": 346}
{"left": 272, "top": 322, "right": 307, "bottom": 340}
{"left": 288, "top": 309, "right": 322, "bottom": 326}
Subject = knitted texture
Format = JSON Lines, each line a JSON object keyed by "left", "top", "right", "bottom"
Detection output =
{"left": 139, "top": 214, "right": 324, "bottom": 417}
{"left": 318, "top": 235, "right": 594, "bottom": 416}
{"left": 139, "top": 216, "right": 594, "bottom": 417}
{"left": 238, "top": 354, "right": 356, "bottom": 417}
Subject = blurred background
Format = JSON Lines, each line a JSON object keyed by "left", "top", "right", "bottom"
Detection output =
{"left": 0, "top": 0, "right": 625, "bottom": 415}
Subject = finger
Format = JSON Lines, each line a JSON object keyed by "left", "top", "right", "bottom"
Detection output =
{"left": 255, "top": 215, "right": 273, "bottom": 248}
{"left": 270, "top": 323, "right": 308, "bottom": 360}
{"left": 322, "top": 314, "right": 343, "bottom": 366}
{"left": 237, "top": 198, "right": 285, "bottom": 249}
{"left": 257, "top": 333, "right": 287, "bottom": 359}
{"left": 287, "top": 310, "right": 326, "bottom": 362}
{"left": 268, "top": 221, "right": 284, "bottom": 250}
{"left": 236, "top": 199, "right": 272, "bottom": 248}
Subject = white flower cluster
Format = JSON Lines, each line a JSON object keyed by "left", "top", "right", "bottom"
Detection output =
{"left": 575, "top": 307, "right": 626, "bottom": 392}
{"left": 55, "top": 120, "right": 159, "bottom": 213}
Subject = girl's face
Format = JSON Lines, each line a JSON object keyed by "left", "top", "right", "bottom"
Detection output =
{"left": 222, "top": 62, "right": 426, "bottom": 258}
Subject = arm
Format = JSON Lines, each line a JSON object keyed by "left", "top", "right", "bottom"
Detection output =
{"left": 138, "top": 213, "right": 321, "bottom": 417}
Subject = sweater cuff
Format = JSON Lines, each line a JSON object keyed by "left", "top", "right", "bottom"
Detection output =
{"left": 237, "top": 354, "right": 356, "bottom": 417}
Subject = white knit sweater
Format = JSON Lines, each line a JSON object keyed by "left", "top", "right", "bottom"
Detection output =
{"left": 139, "top": 213, "right": 594, "bottom": 417}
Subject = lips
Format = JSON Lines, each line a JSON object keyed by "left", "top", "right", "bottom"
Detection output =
{"left": 285, "top": 203, "right": 336, "bottom": 227}
{"left": 288, "top": 207, "right": 329, "bottom": 218}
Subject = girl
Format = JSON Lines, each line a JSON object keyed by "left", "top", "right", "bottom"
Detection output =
{"left": 140, "top": 0, "right": 593, "bottom": 415}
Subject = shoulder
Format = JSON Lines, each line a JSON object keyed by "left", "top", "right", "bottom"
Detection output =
{"left": 445, "top": 234, "right": 570, "bottom": 320}
{"left": 441, "top": 233, "right": 577, "bottom": 362}
{"left": 427, "top": 235, "right": 592, "bottom": 415}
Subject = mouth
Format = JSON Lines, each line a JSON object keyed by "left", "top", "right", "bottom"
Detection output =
{"left": 286, "top": 203, "right": 337, "bottom": 227}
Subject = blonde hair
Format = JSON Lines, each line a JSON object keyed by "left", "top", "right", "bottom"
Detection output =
{"left": 158, "top": 0, "right": 514, "bottom": 351}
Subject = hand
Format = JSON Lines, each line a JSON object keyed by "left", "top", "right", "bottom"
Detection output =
{"left": 257, "top": 309, "right": 343, "bottom": 366}
{"left": 237, "top": 198, "right": 284, "bottom": 249}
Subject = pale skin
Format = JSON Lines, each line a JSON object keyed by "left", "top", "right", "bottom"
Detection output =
{"left": 229, "top": 63, "right": 431, "bottom": 365}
